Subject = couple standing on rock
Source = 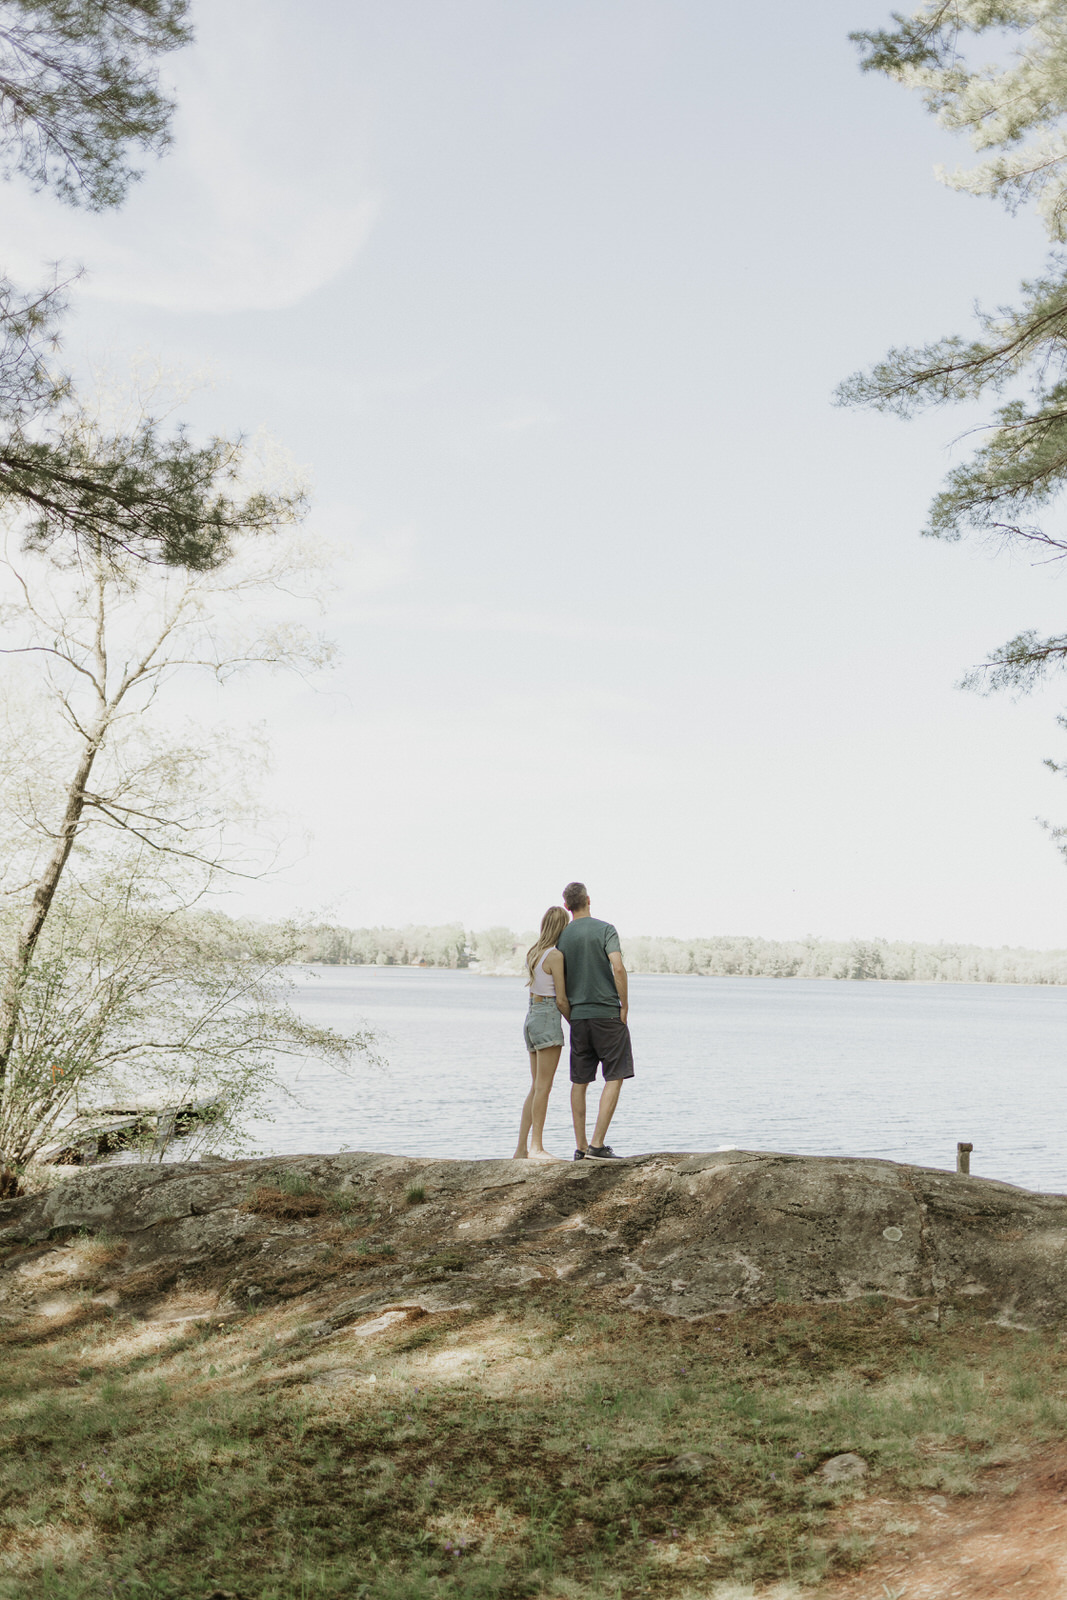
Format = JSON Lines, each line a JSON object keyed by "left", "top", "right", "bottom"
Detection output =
{"left": 514, "top": 881, "right": 633, "bottom": 1164}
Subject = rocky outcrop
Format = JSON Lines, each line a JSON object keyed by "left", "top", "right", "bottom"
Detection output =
{"left": 1, "top": 1149, "right": 1065, "bottom": 1332}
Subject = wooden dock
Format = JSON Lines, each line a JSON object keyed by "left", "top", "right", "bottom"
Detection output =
{"left": 39, "top": 1098, "right": 224, "bottom": 1164}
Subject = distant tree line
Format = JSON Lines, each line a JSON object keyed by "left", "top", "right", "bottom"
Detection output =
{"left": 292, "top": 924, "right": 1067, "bottom": 986}
{"left": 620, "top": 935, "right": 1067, "bottom": 985}
{"left": 296, "top": 923, "right": 473, "bottom": 969}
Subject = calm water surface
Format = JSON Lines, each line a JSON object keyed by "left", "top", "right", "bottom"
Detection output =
{"left": 245, "top": 967, "right": 1067, "bottom": 1193}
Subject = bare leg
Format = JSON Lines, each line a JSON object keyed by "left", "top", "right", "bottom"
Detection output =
{"left": 528, "top": 1045, "right": 564, "bottom": 1159}
{"left": 514, "top": 1052, "right": 537, "bottom": 1158}
{"left": 591, "top": 1078, "right": 623, "bottom": 1148}
{"left": 571, "top": 1081, "right": 588, "bottom": 1153}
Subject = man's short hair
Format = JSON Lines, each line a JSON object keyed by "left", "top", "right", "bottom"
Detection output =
{"left": 562, "top": 881, "right": 589, "bottom": 911}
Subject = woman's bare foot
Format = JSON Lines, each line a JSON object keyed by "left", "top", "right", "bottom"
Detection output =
{"left": 513, "top": 1148, "right": 528, "bottom": 1159}
{"left": 528, "top": 1148, "right": 566, "bottom": 1162}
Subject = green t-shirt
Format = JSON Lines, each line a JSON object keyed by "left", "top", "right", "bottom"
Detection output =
{"left": 557, "top": 916, "right": 622, "bottom": 1021}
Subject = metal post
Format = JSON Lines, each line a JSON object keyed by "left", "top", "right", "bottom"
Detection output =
{"left": 957, "top": 1141, "right": 973, "bottom": 1175}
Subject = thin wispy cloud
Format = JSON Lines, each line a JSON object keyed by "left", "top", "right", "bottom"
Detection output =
{"left": 319, "top": 517, "right": 417, "bottom": 599}
{"left": 340, "top": 599, "right": 659, "bottom": 643}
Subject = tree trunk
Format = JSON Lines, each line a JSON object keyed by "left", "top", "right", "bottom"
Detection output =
{"left": 0, "top": 728, "right": 104, "bottom": 1105}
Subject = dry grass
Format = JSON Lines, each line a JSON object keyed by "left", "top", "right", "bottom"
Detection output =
{"left": 240, "top": 1184, "right": 327, "bottom": 1220}
{"left": 67, "top": 1231, "right": 127, "bottom": 1271}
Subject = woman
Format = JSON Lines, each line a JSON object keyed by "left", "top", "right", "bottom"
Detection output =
{"left": 514, "top": 905, "right": 571, "bottom": 1161}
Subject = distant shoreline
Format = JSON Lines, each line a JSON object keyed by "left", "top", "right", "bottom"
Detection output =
{"left": 296, "top": 959, "right": 1067, "bottom": 990}
{"left": 286, "top": 922, "right": 1067, "bottom": 987}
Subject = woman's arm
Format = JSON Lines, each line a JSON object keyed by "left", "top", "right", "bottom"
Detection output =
{"left": 545, "top": 949, "right": 570, "bottom": 1021}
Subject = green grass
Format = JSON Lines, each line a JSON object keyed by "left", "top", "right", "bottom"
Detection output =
{"left": 406, "top": 1185, "right": 427, "bottom": 1206}
{"left": 416, "top": 1252, "right": 466, "bottom": 1274}
{"left": 0, "top": 1289, "right": 1065, "bottom": 1599}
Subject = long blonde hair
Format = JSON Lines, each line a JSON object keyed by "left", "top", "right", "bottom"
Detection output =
{"left": 525, "top": 906, "right": 568, "bottom": 987}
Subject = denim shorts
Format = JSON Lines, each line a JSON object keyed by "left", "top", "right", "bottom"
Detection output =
{"left": 523, "top": 999, "right": 564, "bottom": 1052}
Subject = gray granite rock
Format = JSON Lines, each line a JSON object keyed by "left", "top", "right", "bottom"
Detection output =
{"left": 648, "top": 1452, "right": 710, "bottom": 1479}
{"left": 818, "top": 1452, "right": 869, "bottom": 1482}
{"left": 2, "top": 1149, "right": 1065, "bottom": 1328}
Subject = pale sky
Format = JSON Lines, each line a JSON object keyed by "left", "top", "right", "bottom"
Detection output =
{"left": 8, "top": 0, "right": 1067, "bottom": 946}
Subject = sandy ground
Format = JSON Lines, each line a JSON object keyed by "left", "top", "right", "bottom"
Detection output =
{"left": 827, "top": 1450, "right": 1067, "bottom": 1599}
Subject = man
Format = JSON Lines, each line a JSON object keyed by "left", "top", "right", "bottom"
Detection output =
{"left": 556, "top": 881, "right": 633, "bottom": 1161}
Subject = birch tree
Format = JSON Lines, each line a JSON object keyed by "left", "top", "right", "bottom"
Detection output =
{"left": 0, "top": 423, "right": 364, "bottom": 1166}
{"left": 0, "top": 887, "right": 372, "bottom": 1168}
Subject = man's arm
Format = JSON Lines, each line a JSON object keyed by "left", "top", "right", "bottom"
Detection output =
{"left": 609, "top": 950, "right": 628, "bottom": 1025}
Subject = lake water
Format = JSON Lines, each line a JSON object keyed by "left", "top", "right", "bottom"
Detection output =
{"left": 244, "top": 967, "right": 1067, "bottom": 1194}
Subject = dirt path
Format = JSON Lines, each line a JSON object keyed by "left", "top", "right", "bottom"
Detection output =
{"left": 828, "top": 1451, "right": 1067, "bottom": 1599}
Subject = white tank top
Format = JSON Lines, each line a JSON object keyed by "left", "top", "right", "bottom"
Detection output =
{"left": 531, "top": 949, "right": 556, "bottom": 997}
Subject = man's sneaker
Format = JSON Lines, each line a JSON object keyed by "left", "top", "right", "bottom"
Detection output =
{"left": 573, "top": 1148, "right": 588, "bottom": 1161}
{"left": 587, "top": 1145, "right": 622, "bottom": 1161}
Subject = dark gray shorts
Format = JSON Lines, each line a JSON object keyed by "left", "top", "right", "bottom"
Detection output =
{"left": 569, "top": 1018, "right": 634, "bottom": 1083}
